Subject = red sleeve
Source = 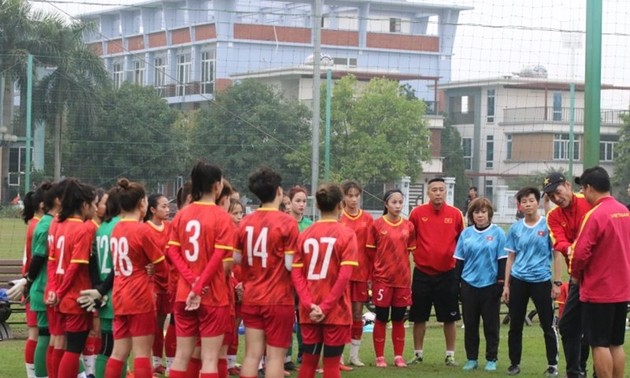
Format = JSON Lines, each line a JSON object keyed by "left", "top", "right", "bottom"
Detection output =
{"left": 47, "top": 258, "right": 58, "bottom": 293}
{"left": 547, "top": 209, "right": 571, "bottom": 256}
{"left": 192, "top": 247, "right": 225, "bottom": 295}
{"left": 570, "top": 211, "right": 598, "bottom": 279}
{"left": 284, "top": 219, "right": 299, "bottom": 254}
{"left": 291, "top": 234, "right": 314, "bottom": 308}
{"left": 318, "top": 265, "right": 353, "bottom": 315}
{"left": 143, "top": 226, "right": 167, "bottom": 291}
{"left": 407, "top": 222, "right": 416, "bottom": 252}
{"left": 192, "top": 216, "right": 235, "bottom": 295}
{"left": 167, "top": 245, "right": 196, "bottom": 285}
{"left": 366, "top": 222, "right": 376, "bottom": 250}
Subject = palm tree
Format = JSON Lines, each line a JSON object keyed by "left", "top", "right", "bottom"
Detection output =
{"left": 35, "top": 18, "right": 110, "bottom": 180}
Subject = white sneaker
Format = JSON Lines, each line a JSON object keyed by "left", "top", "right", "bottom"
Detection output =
{"left": 349, "top": 356, "right": 365, "bottom": 367}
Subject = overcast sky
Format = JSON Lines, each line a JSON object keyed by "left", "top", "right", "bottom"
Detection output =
{"left": 29, "top": 0, "right": 630, "bottom": 108}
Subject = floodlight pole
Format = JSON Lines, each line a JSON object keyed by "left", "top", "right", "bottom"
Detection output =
{"left": 583, "top": 0, "right": 602, "bottom": 168}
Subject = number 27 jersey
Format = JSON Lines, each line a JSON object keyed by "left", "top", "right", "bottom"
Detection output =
{"left": 235, "top": 209, "right": 299, "bottom": 306}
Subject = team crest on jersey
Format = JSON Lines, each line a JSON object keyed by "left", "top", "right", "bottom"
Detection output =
{"left": 537, "top": 230, "right": 546, "bottom": 236}
{"left": 402, "top": 229, "right": 409, "bottom": 237}
{"left": 486, "top": 236, "right": 494, "bottom": 241}
{"left": 421, "top": 217, "right": 429, "bottom": 222}
{"left": 380, "top": 230, "right": 388, "bottom": 235}
{"left": 444, "top": 218, "right": 453, "bottom": 224}
{"left": 561, "top": 222, "right": 566, "bottom": 227}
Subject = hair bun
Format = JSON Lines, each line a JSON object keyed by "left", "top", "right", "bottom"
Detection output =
{"left": 117, "top": 178, "right": 130, "bottom": 190}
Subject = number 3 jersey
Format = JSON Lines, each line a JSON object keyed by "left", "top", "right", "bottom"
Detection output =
{"left": 294, "top": 220, "right": 358, "bottom": 325}
{"left": 235, "top": 208, "right": 299, "bottom": 307}
{"left": 111, "top": 219, "right": 166, "bottom": 315}
{"left": 168, "top": 202, "right": 235, "bottom": 307}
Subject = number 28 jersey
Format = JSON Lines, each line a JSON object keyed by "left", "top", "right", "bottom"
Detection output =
{"left": 111, "top": 219, "right": 165, "bottom": 315}
{"left": 294, "top": 220, "right": 358, "bottom": 325}
{"left": 235, "top": 209, "right": 299, "bottom": 306}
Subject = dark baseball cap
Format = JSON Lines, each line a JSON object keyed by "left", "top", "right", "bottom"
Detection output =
{"left": 542, "top": 172, "right": 566, "bottom": 193}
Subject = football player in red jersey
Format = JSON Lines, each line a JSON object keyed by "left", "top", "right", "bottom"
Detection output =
{"left": 339, "top": 180, "right": 374, "bottom": 367}
{"left": 292, "top": 183, "right": 358, "bottom": 378}
{"left": 366, "top": 189, "right": 416, "bottom": 368}
{"left": 144, "top": 193, "right": 172, "bottom": 375}
{"left": 235, "top": 166, "right": 299, "bottom": 378}
{"left": 166, "top": 161, "right": 236, "bottom": 378}
{"left": 46, "top": 179, "right": 97, "bottom": 378}
{"left": 103, "top": 179, "right": 168, "bottom": 378}
{"left": 227, "top": 198, "right": 245, "bottom": 375}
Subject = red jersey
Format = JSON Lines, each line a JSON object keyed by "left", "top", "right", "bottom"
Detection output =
{"left": 366, "top": 216, "right": 415, "bottom": 288}
{"left": 22, "top": 216, "right": 41, "bottom": 276}
{"left": 168, "top": 202, "right": 235, "bottom": 307}
{"left": 53, "top": 218, "right": 94, "bottom": 315}
{"left": 235, "top": 208, "right": 299, "bottom": 306}
{"left": 546, "top": 194, "right": 592, "bottom": 265}
{"left": 340, "top": 209, "right": 374, "bottom": 282}
{"left": 294, "top": 220, "right": 358, "bottom": 325}
{"left": 409, "top": 203, "right": 464, "bottom": 275}
{"left": 111, "top": 219, "right": 166, "bottom": 315}
{"left": 45, "top": 216, "right": 60, "bottom": 296}
{"left": 570, "top": 197, "right": 630, "bottom": 303}
{"left": 146, "top": 220, "right": 171, "bottom": 293}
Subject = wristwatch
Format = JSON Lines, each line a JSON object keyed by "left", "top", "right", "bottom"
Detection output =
{"left": 553, "top": 280, "right": 563, "bottom": 287}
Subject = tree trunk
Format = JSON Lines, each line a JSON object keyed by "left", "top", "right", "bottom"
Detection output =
{"left": 54, "top": 112, "right": 62, "bottom": 180}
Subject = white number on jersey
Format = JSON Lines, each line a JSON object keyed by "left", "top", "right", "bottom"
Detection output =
{"left": 55, "top": 236, "right": 66, "bottom": 274}
{"left": 184, "top": 220, "right": 201, "bottom": 262}
{"left": 245, "top": 226, "right": 269, "bottom": 268}
{"left": 304, "top": 237, "right": 336, "bottom": 280}
{"left": 111, "top": 237, "right": 133, "bottom": 277}
{"left": 96, "top": 235, "right": 111, "bottom": 274}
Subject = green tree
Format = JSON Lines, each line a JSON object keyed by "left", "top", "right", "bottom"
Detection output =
{"left": 506, "top": 166, "right": 569, "bottom": 191}
{"left": 35, "top": 18, "right": 110, "bottom": 180}
{"left": 288, "top": 75, "right": 430, "bottom": 185}
{"left": 64, "top": 84, "right": 182, "bottom": 190}
{"left": 613, "top": 113, "right": 630, "bottom": 193}
{"left": 189, "top": 79, "right": 311, "bottom": 193}
{"left": 440, "top": 119, "right": 468, "bottom": 210}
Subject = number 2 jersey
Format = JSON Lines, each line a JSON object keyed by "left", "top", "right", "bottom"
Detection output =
{"left": 111, "top": 219, "right": 166, "bottom": 315}
{"left": 293, "top": 219, "right": 358, "bottom": 325}
{"left": 94, "top": 216, "right": 121, "bottom": 320}
{"left": 235, "top": 208, "right": 299, "bottom": 307}
{"left": 168, "top": 202, "right": 235, "bottom": 307}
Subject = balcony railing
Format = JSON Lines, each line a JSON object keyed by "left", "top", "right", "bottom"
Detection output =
{"left": 449, "top": 111, "right": 475, "bottom": 124}
{"left": 503, "top": 107, "right": 628, "bottom": 125}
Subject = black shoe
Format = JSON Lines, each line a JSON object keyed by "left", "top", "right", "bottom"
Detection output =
{"left": 257, "top": 368, "right": 265, "bottom": 378}
{"left": 507, "top": 365, "right": 521, "bottom": 376}
{"left": 284, "top": 361, "right": 296, "bottom": 371}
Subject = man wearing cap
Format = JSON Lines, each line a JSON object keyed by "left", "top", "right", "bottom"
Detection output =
{"left": 571, "top": 166, "right": 630, "bottom": 378}
{"left": 543, "top": 172, "right": 592, "bottom": 378}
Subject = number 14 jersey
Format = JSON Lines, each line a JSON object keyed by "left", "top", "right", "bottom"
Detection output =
{"left": 235, "top": 208, "right": 299, "bottom": 306}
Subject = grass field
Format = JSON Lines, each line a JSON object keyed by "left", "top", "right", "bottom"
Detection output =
{"left": 1, "top": 216, "right": 628, "bottom": 377}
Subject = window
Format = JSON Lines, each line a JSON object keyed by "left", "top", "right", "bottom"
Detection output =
{"left": 506, "top": 134, "right": 512, "bottom": 160}
{"left": 553, "top": 92, "right": 562, "bottom": 121}
{"left": 112, "top": 62, "right": 124, "bottom": 89}
{"left": 461, "top": 95, "right": 469, "bottom": 114}
{"left": 600, "top": 135, "right": 618, "bottom": 162}
{"left": 484, "top": 180, "right": 493, "bottom": 202}
{"left": 486, "top": 135, "right": 494, "bottom": 169}
{"left": 332, "top": 57, "right": 357, "bottom": 68}
{"left": 553, "top": 133, "right": 580, "bottom": 161}
{"left": 201, "top": 50, "right": 215, "bottom": 94}
{"left": 154, "top": 56, "right": 166, "bottom": 92}
{"left": 487, "top": 89, "right": 495, "bottom": 122}
{"left": 389, "top": 18, "right": 401, "bottom": 33}
{"left": 133, "top": 60, "right": 145, "bottom": 85}
{"left": 176, "top": 53, "right": 191, "bottom": 96}
{"left": 462, "top": 138, "right": 472, "bottom": 170}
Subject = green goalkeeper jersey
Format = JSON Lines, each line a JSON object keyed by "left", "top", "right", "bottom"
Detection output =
{"left": 29, "top": 214, "right": 53, "bottom": 312}
{"left": 94, "top": 216, "right": 120, "bottom": 320}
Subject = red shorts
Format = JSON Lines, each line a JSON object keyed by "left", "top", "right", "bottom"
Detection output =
{"left": 350, "top": 281, "right": 369, "bottom": 303}
{"left": 174, "top": 303, "right": 230, "bottom": 338}
{"left": 113, "top": 311, "right": 156, "bottom": 339}
{"left": 222, "top": 316, "right": 236, "bottom": 346}
{"left": 155, "top": 292, "right": 171, "bottom": 316}
{"left": 371, "top": 283, "right": 412, "bottom": 308}
{"left": 47, "top": 307, "right": 65, "bottom": 336}
{"left": 300, "top": 323, "right": 351, "bottom": 346}
{"left": 63, "top": 313, "right": 92, "bottom": 333}
{"left": 25, "top": 303, "right": 37, "bottom": 327}
{"left": 241, "top": 304, "right": 294, "bottom": 349}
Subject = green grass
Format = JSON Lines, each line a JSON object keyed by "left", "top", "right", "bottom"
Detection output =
{"left": 0, "top": 217, "right": 26, "bottom": 260}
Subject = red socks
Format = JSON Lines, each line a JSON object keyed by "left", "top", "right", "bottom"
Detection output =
{"left": 351, "top": 320, "right": 363, "bottom": 340}
{"left": 25, "top": 338, "right": 37, "bottom": 364}
{"left": 52, "top": 348, "right": 64, "bottom": 378}
{"left": 298, "top": 352, "right": 319, "bottom": 378}
{"left": 392, "top": 321, "right": 406, "bottom": 356}
{"left": 57, "top": 351, "right": 81, "bottom": 378}
{"left": 322, "top": 356, "right": 340, "bottom": 378}
{"left": 104, "top": 357, "right": 124, "bottom": 378}
{"left": 218, "top": 358, "right": 228, "bottom": 378}
{"left": 46, "top": 346, "right": 55, "bottom": 378}
{"left": 133, "top": 357, "right": 152, "bottom": 378}
{"left": 373, "top": 320, "right": 386, "bottom": 357}
{"left": 164, "top": 323, "right": 177, "bottom": 358}
{"left": 168, "top": 369, "right": 187, "bottom": 378}
{"left": 200, "top": 373, "right": 219, "bottom": 378}
{"left": 186, "top": 357, "right": 202, "bottom": 377}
